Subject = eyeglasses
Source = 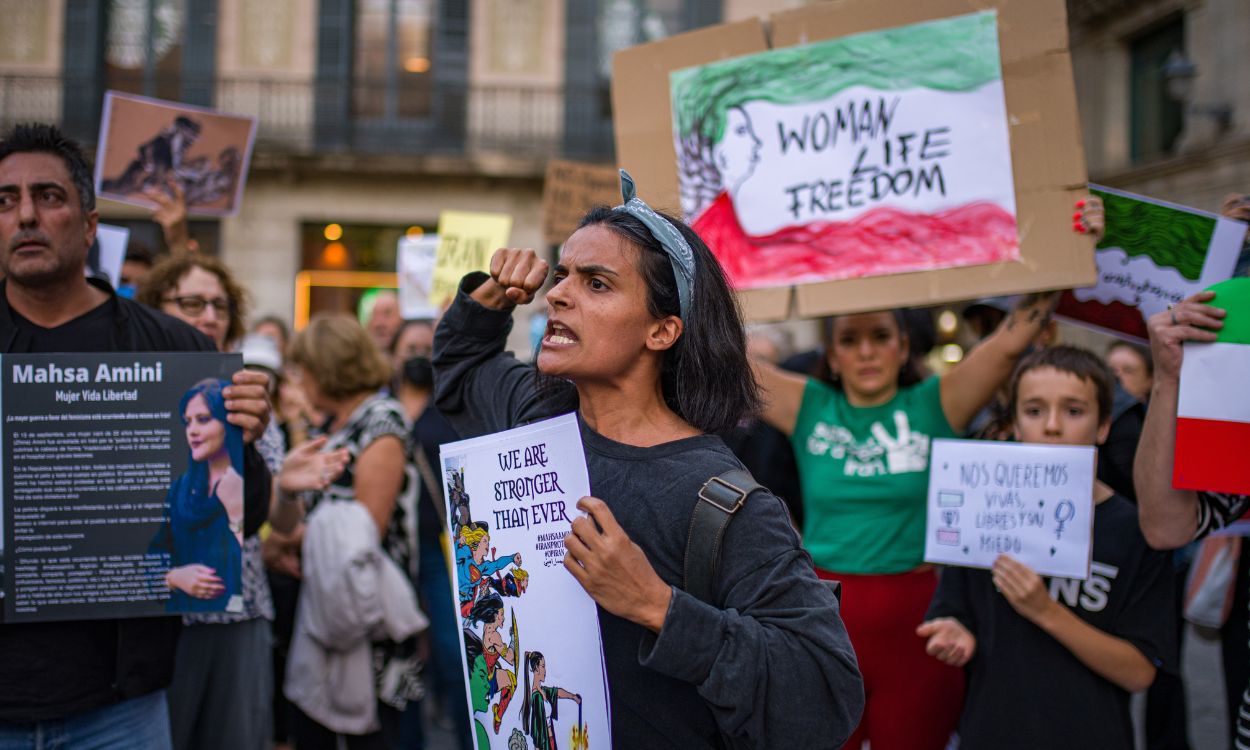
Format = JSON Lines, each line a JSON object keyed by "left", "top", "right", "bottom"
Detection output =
{"left": 163, "top": 295, "right": 231, "bottom": 316}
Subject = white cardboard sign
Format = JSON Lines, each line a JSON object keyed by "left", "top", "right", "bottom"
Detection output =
{"left": 440, "top": 413, "right": 611, "bottom": 749}
{"left": 924, "top": 439, "right": 1096, "bottom": 580}
{"left": 91, "top": 224, "right": 130, "bottom": 290}
{"left": 397, "top": 234, "right": 440, "bottom": 319}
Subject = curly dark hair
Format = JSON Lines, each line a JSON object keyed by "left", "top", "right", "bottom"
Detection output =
{"left": 136, "top": 254, "right": 249, "bottom": 347}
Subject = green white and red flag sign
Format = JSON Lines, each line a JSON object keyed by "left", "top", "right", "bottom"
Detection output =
{"left": 1175, "top": 278, "right": 1250, "bottom": 495}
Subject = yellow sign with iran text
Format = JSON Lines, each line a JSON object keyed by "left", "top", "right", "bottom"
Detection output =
{"left": 431, "top": 211, "right": 513, "bottom": 307}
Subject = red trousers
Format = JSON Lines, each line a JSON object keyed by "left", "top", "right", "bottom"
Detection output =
{"left": 817, "top": 567, "right": 964, "bottom": 750}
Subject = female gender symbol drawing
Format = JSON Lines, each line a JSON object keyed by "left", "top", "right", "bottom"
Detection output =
{"left": 1053, "top": 500, "right": 1075, "bottom": 540}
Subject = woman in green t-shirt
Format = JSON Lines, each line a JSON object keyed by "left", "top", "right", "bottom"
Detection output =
{"left": 755, "top": 293, "right": 1059, "bottom": 750}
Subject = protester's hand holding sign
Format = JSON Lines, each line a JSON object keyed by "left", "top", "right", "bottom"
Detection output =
{"left": 992, "top": 555, "right": 1156, "bottom": 692}
{"left": 1073, "top": 195, "right": 1104, "bottom": 240}
{"left": 1146, "top": 290, "right": 1224, "bottom": 386}
{"left": 564, "top": 496, "right": 674, "bottom": 633}
{"left": 224, "top": 369, "right": 272, "bottom": 444}
{"left": 991, "top": 554, "right": 1053, "bottom": 622}
{"left": 1136, "top": 283, "right": 1243, "bottom": 547}
{"left": 144, "top": 177, "right": 198, "bottom": 254}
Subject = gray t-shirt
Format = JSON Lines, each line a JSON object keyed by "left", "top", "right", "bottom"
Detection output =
{"left": 433, "top": 277, "right": 864, "bottom": 749}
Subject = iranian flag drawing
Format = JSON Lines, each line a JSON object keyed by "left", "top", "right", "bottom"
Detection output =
{"left": 1175, "top": 278, "right": 1250, "bottom": 496}
{"left": 670, "top": 10, "right": 1020, "bottom": 290}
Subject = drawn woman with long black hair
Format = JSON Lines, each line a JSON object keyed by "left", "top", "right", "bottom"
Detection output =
{"left": 521, "top": 651, "right": 579, "bottom": 750}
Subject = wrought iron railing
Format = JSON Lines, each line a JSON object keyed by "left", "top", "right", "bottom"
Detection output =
{"left": 0, "top": 74, "right": 609, "bottom": 162}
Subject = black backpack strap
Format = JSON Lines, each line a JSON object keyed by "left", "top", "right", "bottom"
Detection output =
{"left": 683, "top": 469, "right": 764, "bottom": 605}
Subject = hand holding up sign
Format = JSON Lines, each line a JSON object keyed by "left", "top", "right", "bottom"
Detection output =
{"left": 1145, "top": 290, "right": 1224, "bottom": 385}
{"left": 992, "top": 554, "right": 1053, "bottom": 624}
{"left": 144, "top": 178, "right": 198, "bottom": 255}
{"left": 563, "top": 496, "right": 673, "bottom": 633}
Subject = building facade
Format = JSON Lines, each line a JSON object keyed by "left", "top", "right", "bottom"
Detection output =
{"left": 1071, "top": 0, "right": 1250, "bottom": 209}
{"left": 0, "top": 0, "right": 1243, "bottom": 341}
{"left": 0, "top": 0, "right": 726, "bottom": 331}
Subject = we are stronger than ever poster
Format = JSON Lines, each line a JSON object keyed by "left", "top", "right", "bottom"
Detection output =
{"left": 441, "top": 413, "right": 611, "bottom": 750}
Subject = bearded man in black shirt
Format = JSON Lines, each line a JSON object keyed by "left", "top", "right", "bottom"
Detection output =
{"left": 0, "top": 123, "right": 272, "bottom": 747}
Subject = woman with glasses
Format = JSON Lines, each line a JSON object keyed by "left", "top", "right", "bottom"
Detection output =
{"left": 138, "top": 254, "right": 243, "bottom": 352}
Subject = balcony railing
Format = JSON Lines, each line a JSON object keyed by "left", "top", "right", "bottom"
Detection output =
{"left": 0, "top": 75, "right": 63, "bottom": 133}
{"left": 0, "top": 74, "right": 606, "bottom": 163}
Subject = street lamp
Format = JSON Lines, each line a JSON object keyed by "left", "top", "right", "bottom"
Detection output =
{"left": 1162, "top": 50, "right": 1232, "bottom": 131}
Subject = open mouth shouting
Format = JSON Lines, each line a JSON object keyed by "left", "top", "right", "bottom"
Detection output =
{"left": 543, "top": 320, "right": 579, "bottom": 347}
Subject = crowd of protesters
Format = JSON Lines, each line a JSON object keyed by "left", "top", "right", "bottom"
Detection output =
{"left": 1, "top": 119, "right": 1249, "bottom": 750}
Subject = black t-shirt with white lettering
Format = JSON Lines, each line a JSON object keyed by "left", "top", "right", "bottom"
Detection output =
{"left": 927, "top": 494, "right": 1175, "bottom": 750}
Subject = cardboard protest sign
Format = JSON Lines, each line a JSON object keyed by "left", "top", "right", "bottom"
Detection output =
{"left": 614, "top": 0, "right": 1094, "bottom": 321}
{"left": 95, "top": 91, "right": 257, "bottom": 217}
{"left": 431, "top": 211, "right": 513, "bottom": 309}
{"left": 397, "top": 234, "right": 440, "bottom": 319}
{"left": 672, "top": 11, "right": 1019, "bottom": 291}
{"left": 1, "top": 353, "right": 245, "bottom": 622}
{"left": 1175, "top": 278, "right": 1250, "bottom": 495}
{"left": 924, "top": 439, "right": 1096, "bottom": 580}
{"left": 543, "top": 160, "right": 622, "bottom": 246}
{"left": 1057, "top": 186, "right": 1248, "bottom": 341}
{"left": 88, "top": 223, "right": 130, "bottom": 290}
{"left": 440, "top": 413, "right": 610, "bottom": 750}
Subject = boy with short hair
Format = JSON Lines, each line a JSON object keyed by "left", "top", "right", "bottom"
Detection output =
{"left": 918, "top": 345, "right": 1175, "bottom": 749}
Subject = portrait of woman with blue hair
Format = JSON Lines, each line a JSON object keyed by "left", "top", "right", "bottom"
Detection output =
{"left": 152, "top": 377, "right": 245, "bottom": 612}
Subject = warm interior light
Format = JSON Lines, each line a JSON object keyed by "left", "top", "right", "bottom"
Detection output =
{"left": 405, "top": 225, "right": 425, "bottom": 238}
{"left": 322, "top": 241, "right": 349, "bottom": 268}
{"left": 323, "top": 223, "right": 343, "bottom": 241}
{"left": 938, "top": 310, "right": 958, "bottom": 335}
{"left": 941, "top": 343, "right": 964, "bottom": 364}
{"left": 293, "top": 271, "right": 400, "bottom": 329}
{"left": 404, "top": 57, "right": 430, "bottom": 73}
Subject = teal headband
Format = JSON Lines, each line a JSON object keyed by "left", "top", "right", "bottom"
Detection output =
{"left": 613, "top": 170, "right": 695, "bottom": 321}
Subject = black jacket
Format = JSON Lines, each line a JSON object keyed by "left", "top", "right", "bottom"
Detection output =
{"left": 0, "top": 278, "right": 272, "bottom": 721}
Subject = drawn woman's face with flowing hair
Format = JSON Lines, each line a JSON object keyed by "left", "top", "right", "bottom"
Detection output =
{"left": 713, "top": 106, "right": 762, "bottom": 194}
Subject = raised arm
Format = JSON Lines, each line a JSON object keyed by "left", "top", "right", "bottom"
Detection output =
{"left": 1134, "top": 291, "right": 1224, "bottom": 547}
{"left": 751, "top": 359, "right": 809, "bottom": 436}
{"left": 433, "top": 249, "right": 553, "bottom": 437}
{"left": 473, "top": 247, "right": 549, "bottom": 310}
{"left": 939, "top": 292, "right": 1059, "bottom": 433}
